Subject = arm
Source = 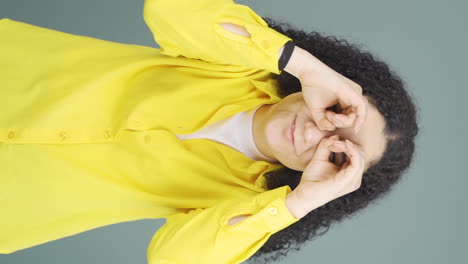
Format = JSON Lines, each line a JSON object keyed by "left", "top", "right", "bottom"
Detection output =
{"left": 228, "top": 189, "right": 307, "bottom": 225}
{"left": 147, "top": 185, "right": 300, "bottom": 264}
{"left": 220, "top": 22, "right": 322, "bottom": 79}
{"left": 143, "top": 0, "right": 292, "bottom": 74}
{"left": 227, "top": 194, "right": 306, "bottom": 225}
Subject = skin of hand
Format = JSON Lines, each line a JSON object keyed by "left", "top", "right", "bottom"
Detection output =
{"left": 284, "top": 46, "right": 367, "bottom": 134}
{"left": 287, "top": 135, "right": 365, "bottom": 219}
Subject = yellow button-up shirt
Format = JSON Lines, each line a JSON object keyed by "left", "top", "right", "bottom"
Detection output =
{"left": 0, "top": 0, "right": 300, "bottom": 263}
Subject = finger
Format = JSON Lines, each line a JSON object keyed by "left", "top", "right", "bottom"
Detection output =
{"left": 311, "top": 135, "right": 339, "bottom": 162}
{"left": 337, "top": 112, "right": 357, "bottom": 127}
{"left": 310, "top": 109, "right": 335, "bottom": 131}
{"left": 333, "top": 79, "right": 367, "bottom": 133}
{"left": 347, "top": 140, "right": 366, "bottom": 190}
{"left": 338, "top": 94, "right": 367, "bottom": 134}
{"left": 320, "top": 118, "right": 336, "bottom": 131}
{"left": 336, "top": 139, "right": 365, "bottom": 183}
{"left": 345, "top": 139, "right": 363, "bottom": 169}
{"left": 350, "top": 96, "right": 368, "bottom": 134}
{"left": 325, "top": 111, "right": 357, "bottom": 128}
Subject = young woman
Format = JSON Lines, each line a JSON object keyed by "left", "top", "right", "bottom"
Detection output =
{"left": 0, "top": 0, "right": 418, "bottom": 263}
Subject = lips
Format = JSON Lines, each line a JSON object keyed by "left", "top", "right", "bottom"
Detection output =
{"left": 288, "top": 115, "right": 296, "bottom": 149}
{"left": 292, "top": 116, "right": 296, "bottom": 146}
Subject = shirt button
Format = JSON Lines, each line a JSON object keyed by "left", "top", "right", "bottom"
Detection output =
{"left": 144, "top": 134, "right": 151, "bottom": 144}
{"left": 269, "top": 207, "right": 278, "bottom": 215}
{"left": 7, "top": 130, "right": 16, "bottom": 139}
{"left": 261, "top": 40, "right": 270, "bottom": 49}
{"left": 59, "top": 131, "right": 67, "bottom": 141}
{"left": 104, "top": 129, "right": 112, "bottom": 138}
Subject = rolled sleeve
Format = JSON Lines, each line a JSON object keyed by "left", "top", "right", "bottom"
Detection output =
{"left": 143, "top": 0, "right": 292, "bottom": 74}
{"left": 146, "top": 185, "right": 300, "bottom": 264}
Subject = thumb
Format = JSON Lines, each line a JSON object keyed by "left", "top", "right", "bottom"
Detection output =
{"left": 311, "top": 135, "right": 339, "bottom": 162}
{"left": 303, "top": 135, "right": 340, "bottom": 182}
{"left": 310, "top": 109, "right": 335, "bottom": 131}
{"left": 312, "top": 110, "right": 336, "bottom": 131}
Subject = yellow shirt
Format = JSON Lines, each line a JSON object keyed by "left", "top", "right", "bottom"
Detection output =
{"left": 0, "top": 0, "right": 300, "bottom": 263}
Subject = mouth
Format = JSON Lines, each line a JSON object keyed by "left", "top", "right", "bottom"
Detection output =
{"left": 288, "top": 115, "right": 296, "bottom": 150}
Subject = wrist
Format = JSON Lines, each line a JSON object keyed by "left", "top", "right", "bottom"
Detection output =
{"left": 285, "top": 190, "right": 309, "bottom": 219}
{"left": 284, "top": 46, "right": 322, "bottom": 79}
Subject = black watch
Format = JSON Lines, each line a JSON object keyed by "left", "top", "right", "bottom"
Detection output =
{"left": 278, "top": 40, "right": 295, "bottom": 71}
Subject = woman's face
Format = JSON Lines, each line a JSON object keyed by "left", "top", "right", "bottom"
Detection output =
{"left": 252, "top": 92, "right": 387, "bottom": 171}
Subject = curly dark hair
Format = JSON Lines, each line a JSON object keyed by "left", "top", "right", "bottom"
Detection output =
{"left": 247, "top": 18, "right": 420, "bottom": 263}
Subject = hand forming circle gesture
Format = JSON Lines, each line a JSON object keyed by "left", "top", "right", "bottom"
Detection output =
{"left": 298, "top": 55, "right": 367, "bottom": 133}
{"left": 294, "top": 135, "right": 366, "bottom": 213}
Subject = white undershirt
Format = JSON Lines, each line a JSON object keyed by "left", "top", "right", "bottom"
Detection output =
{"left": 175, "top": 105, "right": 277, "bottom": 163}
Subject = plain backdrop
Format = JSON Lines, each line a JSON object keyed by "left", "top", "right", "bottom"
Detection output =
{"left": 0, "top": 0, "right": 467, "bottom": 263}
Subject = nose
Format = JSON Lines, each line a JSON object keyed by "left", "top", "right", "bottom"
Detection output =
{"left": 303, "top": 120, "right": 333, "bottom": 149}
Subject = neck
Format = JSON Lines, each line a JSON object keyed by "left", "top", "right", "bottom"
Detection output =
{"left": 252, "top": 104, "right": 276, "bottom": 161}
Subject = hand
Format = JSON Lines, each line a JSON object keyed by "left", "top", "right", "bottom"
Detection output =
{"left": 291, "top": 135, "right": 366, "bottom": 217}
{"left": 284, "top": 46, "right": 367, "bottom": 133}
{"left": 300, "top": 62, "right": 366, "bottom": 133}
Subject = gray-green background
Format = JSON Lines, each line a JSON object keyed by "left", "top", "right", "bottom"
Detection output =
{"left": 0, "top": 0, "right": 466, "bottom": 263}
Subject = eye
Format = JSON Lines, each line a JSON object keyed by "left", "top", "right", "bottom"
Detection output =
{"left": 332, "top": 103, "right": 342, "bottom": 114}
{"left": 328, "top": 152, "right": 347, "bottom": 166}
{"left": 328, "top": 152, "right": 336, "bottom": 164}
{"left": 327, "top": 104, "right": 347, "bottom": 166}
